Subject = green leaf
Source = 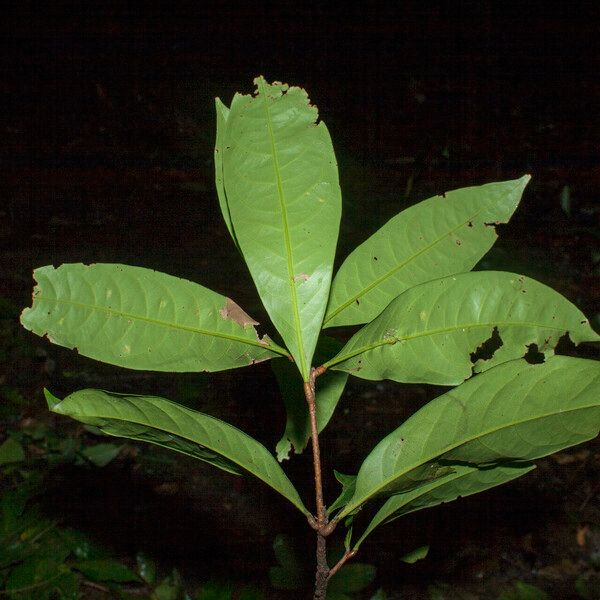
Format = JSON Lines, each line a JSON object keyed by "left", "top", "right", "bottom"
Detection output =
{"left": 338, "top": 356, "right": 600, "bottom": 519}
{"left": 328, "top": 471, "right": 357, "bottom": 515}
{"left": 58, "top": 528, "right": 108, "bottom": 560}
{"left": 328, "top": 563, "right": 376, "bottom": 594}
{"left": 80, "top": 443, "right": 123, "bottom": 467}
{"left": 273, "top": 336, "right": 348, "bottom": 461}
{"left": 574, "top": 575, "right": 592, "bottom": 599}
{"left": 325, "top": 176, "right": 529, "bottom": 327}
{"left": 0, "top": 436, "right": 25, "bottom": 465}
{"left": 152, "top": 569, "right": 183, "bottom": 600}
{"left": 21, "top": 263, "right": 287, "bottom": 372}
{"left": 1, "top": 488, "right": 32, "bottom": 536}
{"left": 196, "top": 581, "right": 234, "bottom": 600}
{"left": 136, "top": 552, "right": 157, "bottom": 585}
{"left": 5, "top": 558, "right": 68, "bottom": 599}
{"left": 74, "top": 558, "right": 140, "bottom": 583}
{"left": 222, "top": 77, "right": 342, "bottom": 379}
{"left": 269, "top": 534, "right": 306, "bottom": 591}
{"left": 214, "top": 97, "right": 237, "bottom": 248}
{"left": 343, "top": 523, "right": 354, "bottom": 551}
{"left": 498, "top": 581, "right": 549, "bottom": 600}
{"left": 46, "top": 388, "right": 309, "bottom": 515}
{"left": 51, "top": 571, "right": 79, "bottom": 600}
{"left": 327, "top": 271, "right": 599, "bottom": 384}
{"left": 400, "top": 545, "right": 430, "bottom": 564}
{"left": 238, "top": 588, "right": 264, "bottom": 600}
{"left": 354, "top": 463, "right": 534, "bottom": 549}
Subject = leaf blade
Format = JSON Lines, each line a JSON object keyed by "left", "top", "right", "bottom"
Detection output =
{"left": 223, "top": 77, "right": 342, "bottom": 379}
{"left": 325, "top": 176, "right": 530, "bottom": 327}
{"left": 354, "top": 463, "right": 534, "bottom": 548}
{"left": 46, "top": 388, "right": 309, "bottom": 515}
{"left": 339, "top": 356, "right": 600, "bottom": 519}
{"left": 20, "top": 263, "right": 287, "bottom": 372}
{"left": 273, "top": 336, "right": 348, "bottom": 461}
{"left": 214, "top": 97, "right": 238, "bottom": 247}
{"left": 327, "top": 271, "right": 599, "bottom": 384}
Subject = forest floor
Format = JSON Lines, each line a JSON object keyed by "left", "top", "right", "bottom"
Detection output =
{"left": 1, "top": 69, "right": 599, "bottom": 599}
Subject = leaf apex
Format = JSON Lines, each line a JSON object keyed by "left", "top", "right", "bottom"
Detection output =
{"left": 44, "top": 388, "right": 62, "bottom": 411}
{"left": 518, "top": 173, "right": 532, "bottom": 190}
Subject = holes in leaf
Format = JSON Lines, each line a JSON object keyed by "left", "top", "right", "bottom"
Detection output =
{"left": 555, "top": 332, "right": 578, "bottom": 355}
{"left": 524, "top": 343, "right": 545, "bottom": 364}
{"left": 470, "top": 327, "right": 503, "bottom": 363}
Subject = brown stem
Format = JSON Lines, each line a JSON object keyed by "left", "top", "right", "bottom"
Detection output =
{"left": 314, "top": 533, "right": 329, "bottom": 600}
{"left": 313, "top": 364, "right": 327, "bottom": 378}
{"left": 305, "top": 367, "right": 333, "bottom": 599}
{"left": 304, "top": 375, "right": 326, "bottom": 525}
{"left": 327, "top": 549, "right": 358, "bottom": 581}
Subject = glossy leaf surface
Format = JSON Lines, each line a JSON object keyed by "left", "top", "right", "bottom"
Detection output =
{"left": 327, "top": 471, "right": 357, "bottom": 515}
{"left": 325, "top": 176, "right": 529, "bottom": 327}
{"left": 222, "top": 77, "right": 341, "bottom": 379}
{"left": 46, "top": 388, "right": 309, "bottom": 515}
{"left": 338, "top": 356, "right": 600, "bottom": 519}
{"left": 273, "top": 336, "right": 348, "bottom": 461}
{"left": 327, "top": 271, "right": 599, "bottom": 384}
{"left": 354, "top": 463, "right": 534, "bottom": 548}
{"left": 21, "top": 263, "right": 286, "bottom": 372}
{"left": 214, "top": 97, "right": 238, "bottom": 247}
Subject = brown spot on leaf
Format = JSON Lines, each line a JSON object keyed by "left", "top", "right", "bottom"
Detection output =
{"left": 257, "top": 333, "right": 272, "bottom": 346}
{"left": 294, "top": 273, "right": 310, "bottom": 283}
{"left": 219, "top": 297, "right": 259, "bottom": 328}
{"left": 249, "top": 355, "right": 271, "bottom": 365}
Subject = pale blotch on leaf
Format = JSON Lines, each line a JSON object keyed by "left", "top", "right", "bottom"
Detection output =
{"left": 219, "top": 297, "right": 259, "bottom": 328}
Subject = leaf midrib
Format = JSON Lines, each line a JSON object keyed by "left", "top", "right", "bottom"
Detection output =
{"left": 326, "top": 177, "right": 528, "bottom": 326}
{"left": 324, "top": 321, "right": 569, "bottom": 369}
{"left": 58, "top": 393, "right": 308, "bottom": 514}
{"left": 324, "top": 207, "right": 487, "bottom": 324}
{"left": 258, "top": 78, "right": 307, "bottom": 378}
{"left": 32, "top": 295, "right": 289, "bottom": 356}
{"left": 353, "top": 463, "right": 534, "bottom": 549}
{"left": 340, "top": 387, "right": 598, "bottom": 517}
{"left": 101, "top": 419, "right": 243, "bottom": 476}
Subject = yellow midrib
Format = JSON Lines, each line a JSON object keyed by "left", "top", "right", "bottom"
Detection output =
{"left": 259, "top": 78, "right": 308, "bottom": 379}
{"left": 30, "top": 295, "right": 289, "bottom": 356}
{"left": 324, "top": 321, "right": 569, "bottom": 369}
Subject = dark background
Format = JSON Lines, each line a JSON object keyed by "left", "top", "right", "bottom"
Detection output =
{"left": 1, "top": 3, "right": 599, "bottom": 598}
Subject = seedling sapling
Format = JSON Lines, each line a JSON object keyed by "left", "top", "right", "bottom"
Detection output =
{"left": 21, "top": 77, "right": 600, "bottom": 599}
